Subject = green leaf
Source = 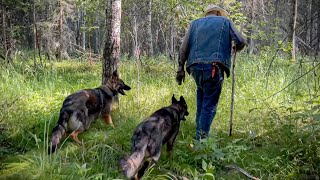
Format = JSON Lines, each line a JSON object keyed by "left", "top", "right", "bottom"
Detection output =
{"left": 313, "top": 114, "right": 320, "bottom": 121}
{"left": 202, "top": 173, "right": 215, "bottom": 180}
{"left": 292, "top": 148, "right": 304, "bottom": 155}
{"left": 202, "top": 159, "right": 207, "bottom": 171}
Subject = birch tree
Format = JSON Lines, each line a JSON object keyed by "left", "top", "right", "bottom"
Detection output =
{"left": 288, "top": 0, "right": 298, "bottom": 61}
{"left": 145, "top": 0, "right": 153, "bottom": 57}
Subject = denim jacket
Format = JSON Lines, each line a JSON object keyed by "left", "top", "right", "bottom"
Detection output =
{"left": 178, "top": 15, "right": 246, "bottom": 77}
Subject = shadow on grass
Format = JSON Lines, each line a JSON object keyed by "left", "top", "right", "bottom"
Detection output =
{"left": 215, "top": 121, "right": 320, "bottom": 179}
{"left": 0, "top": 107, "right": 139, "bottom": 179}
{"left": 0, "top": 128, "right": 22, "bottom": 162}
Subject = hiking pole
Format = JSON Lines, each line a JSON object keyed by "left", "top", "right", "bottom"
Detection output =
{"left": 229, "top": 48, "right": 237, "bottom": 137}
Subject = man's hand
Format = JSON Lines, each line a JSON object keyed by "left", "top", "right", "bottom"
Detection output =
{"left": 233, "top": 42, "right": 247, "bottom": 52}
{"left": 176, "top": 70, "right": 185, "bottom": 85}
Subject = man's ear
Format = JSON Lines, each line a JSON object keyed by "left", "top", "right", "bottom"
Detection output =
{"left": 180, "top": 96, "right": 186, "bottom": 104}
{"left": 172, "top": 94, "right": 178, "bottom": 104}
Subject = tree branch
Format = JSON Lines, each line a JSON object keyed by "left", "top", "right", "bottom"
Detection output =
{"left": 263, "top": 62, "right": 320, "bottom": 101}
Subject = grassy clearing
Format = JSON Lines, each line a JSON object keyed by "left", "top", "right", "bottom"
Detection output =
{"left": 0, "top": 55, "right": 319, "bottom": 179}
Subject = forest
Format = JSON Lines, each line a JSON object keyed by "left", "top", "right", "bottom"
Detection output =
{"left": 0, "top": 0, "right": 319, "bottom": 179}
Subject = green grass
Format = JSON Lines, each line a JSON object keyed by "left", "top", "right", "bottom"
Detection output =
{"left": 0, "top": 55, "right": 319, "bottom": 179}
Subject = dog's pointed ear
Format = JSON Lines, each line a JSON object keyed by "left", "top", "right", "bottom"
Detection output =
{"left": 180, "top": 96, "right": 186, "bottom": 104}
{"left": 112, "top": 70, "right": 118, "bottom": 77}
{"left": 172, "top": 94, "right": 178, "bottom": 104}
{"left": 111, "top": 70, "right": 119, "bottom": 81}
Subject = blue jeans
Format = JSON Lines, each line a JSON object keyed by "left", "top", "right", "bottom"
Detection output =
{"left": 190, "top": 64, "right": 224, "bottom": 140}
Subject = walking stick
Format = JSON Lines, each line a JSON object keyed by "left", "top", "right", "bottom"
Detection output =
{"left": 229, "top": 48, "right": 237, "bottom": 136}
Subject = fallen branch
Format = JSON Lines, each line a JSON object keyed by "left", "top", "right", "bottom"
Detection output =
{"left": 296, "top": 36, "right": 314, "bottom": 50}
{"left": 225, "top": 164, "right": 260, "bottom": 180}
{"left": 263, "top": 62, "right": 320, "bottom": 101}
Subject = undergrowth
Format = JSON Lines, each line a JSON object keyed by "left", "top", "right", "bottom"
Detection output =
{"left": 0, "top": 55, "right": 319, "bottom": 179}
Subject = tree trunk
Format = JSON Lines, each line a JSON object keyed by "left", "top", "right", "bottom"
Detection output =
{"left": 304, "top": 0, "right": 311, "bottom": 44}
{"left": 88, "top": 30, "right": 92, "bottom": 64}
{"left": 102, "top": 0, "right": 121, "bottom": 85}
{"left": 145, "top": 0, "right": 153, "bottom": 57}
{"left": 317, "top": 1, "right": 320, "bottom": 55}
{"left": 158, "top": 19, "right": 167, "bottom": 55}
{"left": 36, "top": 26, "right": 42, "bottom": 65}
{"left": 130, "top": 4, "right": 139, "bottom": 59}
{"left": 35, "top": 3, "right": 43, "bottom": 63}
{"left": 288, "top": 0, "right": 297, "bottom": 61}
{"left": 154, "top": 28, "right": 158, "bottom": 54}
{"left": 169, "top": 2, "right": 174, "bottom": 60}
{"left": 82, "top": 10, "right": 86, "bottom": 51}
{"left": 132, "top": 15, "right": 139, "bottom": 59}
{"left": 33, "top": 0, "right": 37, "bottom": 66}
{"left": 76, "top": 9, "right": 81, "bottom": 48}
{"left": 246, "top": 0, "right": 255, "bottom": 54}
{"left": 170, "top": 21, "right": 175, "bottom": 61}
{"left": 1, "top": 0, "right": 8, "bottom": 61}
{"left": 6, "top": 9, "right": 12, "bottom": 63}
{"left": 310, "top": 0, "right": 315, "bottom": 50}
{"left": 57, "top": 0, "right": 63, "bottom": 61}
{"left": 94, "top": 11, "right": 100, "bottom": 54}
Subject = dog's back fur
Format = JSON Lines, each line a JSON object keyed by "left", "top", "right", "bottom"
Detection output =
{"left": 49, "top": 71, "right": 131, "bottom": 154}
{"left": 120, "top": 95, "right": 189, "bottom": 179}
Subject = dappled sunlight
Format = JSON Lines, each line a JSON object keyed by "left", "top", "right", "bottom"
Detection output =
{"left": 0, "top": 57, "right": 319, "bottom": 179}
{"left": 0, "top": 0, "right": 319, "bottom": 178}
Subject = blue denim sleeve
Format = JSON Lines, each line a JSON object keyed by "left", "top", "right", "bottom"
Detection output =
{"left": 229, "top": 21, "right": 246, "bottom": 45}
{"left": 178, "top": 23, "right": 192, "bottom": 71}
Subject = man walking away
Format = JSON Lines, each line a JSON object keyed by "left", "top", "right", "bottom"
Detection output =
{"left": 176, "top": 4, "right": 246, "bottom": 140}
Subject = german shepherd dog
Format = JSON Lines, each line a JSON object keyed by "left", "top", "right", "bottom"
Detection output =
{"left": 48, "top": 71, "right": 131, "bottom": 154}
{"left": 120, "top": 95, "right": 189, "bottom": 179}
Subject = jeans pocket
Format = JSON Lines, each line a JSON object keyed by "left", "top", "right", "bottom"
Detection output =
{"left": 218, "top": 70, "right": 224, "bottom": 82}
{"left": 204, "top": 69, "right": 224, "bottom": 86}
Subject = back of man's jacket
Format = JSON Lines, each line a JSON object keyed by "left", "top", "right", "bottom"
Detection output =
{"left": 179, "top": 15, "right": 246, "bottom": 77}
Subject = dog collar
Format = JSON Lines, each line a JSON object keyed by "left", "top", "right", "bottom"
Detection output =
{"left": 166, "top": 106, "right": 180, "bottom": 121}
{"left": 94, "top": 89, "right": 104, "bottom": 116}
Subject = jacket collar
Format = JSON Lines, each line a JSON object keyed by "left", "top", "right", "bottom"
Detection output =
{"left": 206, "top": 14, "right": 217, "bottom": 17}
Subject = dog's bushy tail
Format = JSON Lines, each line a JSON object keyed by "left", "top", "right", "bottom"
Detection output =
{"left": 120, "top": 147, "right": 147, "bottom": 178}
{"left": 48, "top": 111, "right": 69, "bottom": 154}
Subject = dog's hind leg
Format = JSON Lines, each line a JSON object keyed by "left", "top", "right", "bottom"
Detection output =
{"left": 84, "top": 115, "right": 95, "bottom": 130}
{"left": 166, "top": 128, "right": 179, "bottom": 157}
{"left": 149, "top": 135, "right": 162, "bottom": 162}
{"left": 137, "top": 159, "right": 152, "bottom": 179}
{"left": 102, "top": 114, "right": 115, "bottom": 128}
{"left": 70, "top": 129, "right": 84, "bottom": 144}
{"left": 137, "top": 145, "right": 161, "bottom": 179}
{"left": 132, "top": 174, "right": 138, "bottom": 180}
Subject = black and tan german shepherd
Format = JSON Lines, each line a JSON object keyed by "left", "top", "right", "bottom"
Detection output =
{"left": 48, "top": 71, "right": 131, "bottom": 154}
{"left": 120, "top": 95, "right": 189, "bottom": 179}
